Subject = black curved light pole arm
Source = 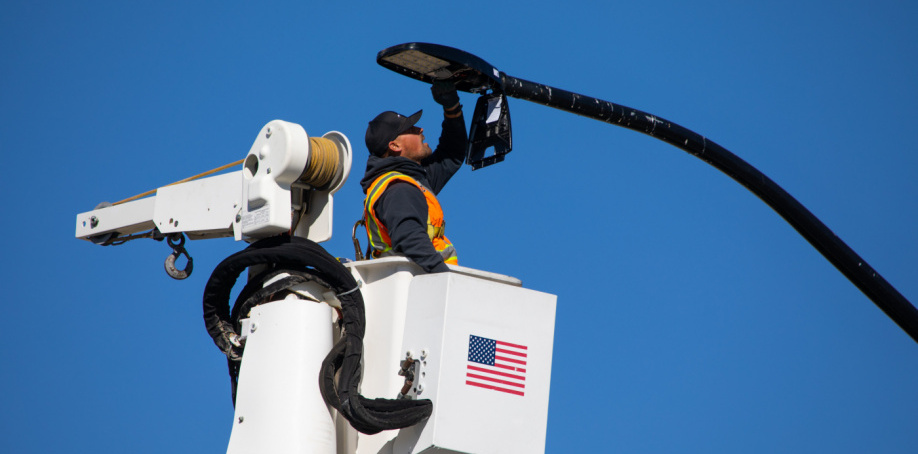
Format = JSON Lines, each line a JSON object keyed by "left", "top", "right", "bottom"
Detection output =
{"left": 376, "top": 42, "right": 918, "bottom": 343}
{"left": 501, "top": 75, "right": 918, "bottom": 343}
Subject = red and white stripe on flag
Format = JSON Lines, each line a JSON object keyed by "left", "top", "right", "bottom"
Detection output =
{"left": 466, "top": 334, "right": 528, "bottom": 396}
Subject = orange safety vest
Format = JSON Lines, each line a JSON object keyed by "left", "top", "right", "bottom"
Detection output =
{"left": 364, "top": 171, "right": 458, "bottom": 265}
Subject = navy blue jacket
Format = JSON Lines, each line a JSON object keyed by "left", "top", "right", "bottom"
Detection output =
{"left": 360, "top": 114, "right": 467, "bottom": 272}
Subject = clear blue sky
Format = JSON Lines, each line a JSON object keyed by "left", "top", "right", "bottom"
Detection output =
{"left": 2, "top": 1, "right": 916, "bottom": 453}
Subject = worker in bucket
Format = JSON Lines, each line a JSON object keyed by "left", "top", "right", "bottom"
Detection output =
{"left": 360, "top": 80, "right": 467, "bottom": 273}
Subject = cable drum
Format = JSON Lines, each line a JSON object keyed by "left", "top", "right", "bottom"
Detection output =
{"left": 299, "top": 137, "right": 340, "bottom": 189}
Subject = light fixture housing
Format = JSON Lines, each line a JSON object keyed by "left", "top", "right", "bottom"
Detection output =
{"left": 377, "top": 42, "right": 504, "bottom": 94}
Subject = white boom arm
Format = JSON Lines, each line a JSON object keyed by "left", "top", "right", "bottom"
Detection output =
{"left": 75, "top": 120, "right": 352, "bottom": 245}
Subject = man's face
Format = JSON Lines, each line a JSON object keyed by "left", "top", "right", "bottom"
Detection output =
{"left": 390, "top": 126, "right": 432, "bottom": 163}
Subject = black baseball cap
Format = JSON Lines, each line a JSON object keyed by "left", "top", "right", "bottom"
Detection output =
{"left": 365, "top": 110, "right": 423, "bottom": 157}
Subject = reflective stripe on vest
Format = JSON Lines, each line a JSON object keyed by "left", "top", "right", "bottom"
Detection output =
{"left": 364, "top": 171, "right": 457, "bottom": 264}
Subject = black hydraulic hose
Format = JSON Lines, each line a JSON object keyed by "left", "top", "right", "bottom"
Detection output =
{"left": 501, "top": 74, "right": 918, "bottom": 343}
{"left": 202, "top": 236, "right": 432, "bottom": 433}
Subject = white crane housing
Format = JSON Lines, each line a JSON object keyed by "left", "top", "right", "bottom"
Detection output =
{"left": 75, "top": 120, "right": 557, "bottom": 454}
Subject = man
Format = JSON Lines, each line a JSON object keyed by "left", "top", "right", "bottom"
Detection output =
{"left": 360, "top": 80, "right": 467, "bottom": 273}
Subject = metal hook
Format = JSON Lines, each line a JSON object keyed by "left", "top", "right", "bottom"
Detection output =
{"left": 352, "top": 219, "right": 366, "bottom": 261}
{"left": 164, "top": 233, "right": 193, "bottom": 280}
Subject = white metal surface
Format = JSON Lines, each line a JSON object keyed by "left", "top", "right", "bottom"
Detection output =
{"left": 344, "top": 258, "right": 424, "bottom": 454}
{"left": 240, "top": 120, "right": 311, "bottom": 239}
{"left": 75, "top": 197, "right": 156, "bottom": 240}
{"left": 343, "top": 258, "right": 552, "bottom": 454}
{"left": 75, "top": 172, "right": 241, "bottom": 242}
{"left": 228, "top": 287, "right": 337, "bottom": 454}
{"left": 393, "top": 272, "right": 556, "bottom": 454}
{"left": 75, "top": 120, "right": 352, "bottom": 244}
{"left": 153, "top": 171, "right": 241, "bottom": 239}
{"left": 240, "top": 122, "right": 353, "bottom": 242}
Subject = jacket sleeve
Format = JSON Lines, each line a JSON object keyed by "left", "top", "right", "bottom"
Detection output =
{"left": 374, "top": 181, "right": 450, "bottom": 273}
{"left": 422, "top": 113, "right": 468, "bottom": 195}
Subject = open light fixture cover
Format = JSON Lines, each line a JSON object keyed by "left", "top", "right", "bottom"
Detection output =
{"left": 467, "top": 93, "right": 512, "bottom": 170}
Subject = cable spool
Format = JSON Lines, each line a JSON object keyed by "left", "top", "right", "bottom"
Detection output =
{"left": 299, "top": 137, "right": 340, "bottom": 189}
{"left": 240, "top": 120, "right": 352, "bottom": 241}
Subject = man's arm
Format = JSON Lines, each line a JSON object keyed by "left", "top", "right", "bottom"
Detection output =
{"left": 375, "top": 182, "right": 450, "bottom": 273}
{"left": 423, "top": 82, "right": 469, "bottom": 194}
{"left": 422, "top": 113, "right": 467, "bottom": 194}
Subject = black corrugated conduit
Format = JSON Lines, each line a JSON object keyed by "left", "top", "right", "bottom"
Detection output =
{"left": 202, "top": 235, "right": 431, "bottom": 434}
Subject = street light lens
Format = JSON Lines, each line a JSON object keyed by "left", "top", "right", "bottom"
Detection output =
{"left": 381, "top": 50, "right": 452, "bottom": 79}
{"left": 377, "top": 43, "right": 504, "bottom": 94}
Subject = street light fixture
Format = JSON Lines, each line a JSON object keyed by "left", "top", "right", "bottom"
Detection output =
{"left": 379, "top": 42, "right": 512, "bottom": 169}
{"left": 377, "top": 42, "right": 918, "bottom": 343}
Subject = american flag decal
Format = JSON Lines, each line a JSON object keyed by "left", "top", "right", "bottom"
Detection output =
{"left": 466, "top": 334, "right": 527, "bottom": 396}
